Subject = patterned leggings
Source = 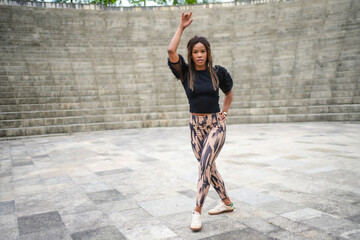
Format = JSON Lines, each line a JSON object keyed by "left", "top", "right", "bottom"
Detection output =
{"left": 189, "top": 112, "right": 229, "bottom": 207}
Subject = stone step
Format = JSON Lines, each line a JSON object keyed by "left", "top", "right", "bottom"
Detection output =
{"left": 1, "top": 86, "right": 357, "bottom": 102}
{"left": 0, "top": 92, "right": 186, "bottom": 105}
{"left": 231, "top": 96, "right": 360, "bottom": 108}
{"left": 0, "top": 84, "right": 181, "bottom": 93}
{"left": 2, "top": 98, "right": 359, "bottom": 118}
{"left": 0, "top": 0, "right": 359, "bottom": 138}
{"left": 0, "top": 98, "right": 190, "bottom": 112}
{"left": 1, "top": 74, "right": 358, "bottom": 88}
{"left": 2, "top": 112, "right": 360, "bottom": 138}
{"left": 0, "top": 85, "right": 357, "bottom": 97}
{"left": 0, "top": 57, "right": 356, "bottom": 68}
{"left": 0, "top": 78, "right": 178, "bottom": 86}
{"left": 0, "top": 118, "right": 189, "bottom": 138}
{"left": 0, "top": 86, "right": 357, "bottom": 100}
{"left": 238, "top": 90, "right": 359, "bottom": 101}
{"left": 0, "top": 51, "right": 167, "bottom": 59}
{"left": 0, "top": 111, "right": 190, "bottom": 129}
{"left": 1, "top": 104, "right": 359, "bottom": 129}
{"left": 228, "top": 112, "right": 360, "bottom": 124}
{"left": 229, "top": 104, "right": 360, "bottom": 116}
{"left": 0, "top": 89, "right": 184, "bottom": 98}
{"left": 1, "top": 96, "right": 358, "bottom": 113}
{"left": 0, "top": 104, "right": 189, "bottom": 120}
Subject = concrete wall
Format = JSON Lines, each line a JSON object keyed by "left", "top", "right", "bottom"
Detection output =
{"left": 0, "top": 0, "right": 359, "bottom": 138}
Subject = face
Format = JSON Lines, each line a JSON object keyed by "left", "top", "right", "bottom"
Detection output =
{"left": 191, "top": 42, "right": 207, "bottom": 70}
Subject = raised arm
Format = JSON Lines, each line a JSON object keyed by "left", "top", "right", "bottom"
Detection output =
{"left": 167, "top": 12, "right": 193, "bottom": 63}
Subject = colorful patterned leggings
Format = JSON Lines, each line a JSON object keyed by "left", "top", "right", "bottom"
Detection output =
{"left": 189, "top": 112, "right": 229, "bottom": 207}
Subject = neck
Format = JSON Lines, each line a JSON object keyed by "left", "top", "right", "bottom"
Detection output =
{"left": 195, "top": 65, "right": 206, "bottom": 71}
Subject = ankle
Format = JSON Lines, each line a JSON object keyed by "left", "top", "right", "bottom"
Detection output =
{"left": 194, "top": 207, "right": 202, "bottom": 214}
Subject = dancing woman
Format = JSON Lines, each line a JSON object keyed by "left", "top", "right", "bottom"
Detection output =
{"left": 167, "top": 12, "right": 235, "bottom": 231}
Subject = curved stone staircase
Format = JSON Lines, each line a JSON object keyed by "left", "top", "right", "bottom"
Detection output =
{"left": 0, "top": 0, "right": 359, "bottom": 138}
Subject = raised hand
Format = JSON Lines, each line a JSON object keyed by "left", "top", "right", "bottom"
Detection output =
{"left": 168, "top": 12, "right": 193, "bottom": 63}
{"left": 180, "top": 12, "right": 193, "bottom": 29}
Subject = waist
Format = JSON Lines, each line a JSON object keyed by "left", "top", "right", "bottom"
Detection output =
{"left": 191, "top": 112, "right": 213, "bottom": 116}
{"left": 190, "top": 112, "right": 221, "bottom": 125}
{"left": 188, "top": 98, "right": 220, "bottom": 114}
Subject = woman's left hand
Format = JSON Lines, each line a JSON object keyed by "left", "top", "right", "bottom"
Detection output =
{"left": 220, "top": 112, "right": 227, "bottom": 121}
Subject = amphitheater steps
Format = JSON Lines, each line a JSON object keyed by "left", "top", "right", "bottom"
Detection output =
{"left": 0, "top": 118, "right": 189, "bottom": 139}
{"left": 0, "top": 104, "right": 189, "bottom": 120}
{"left": 1, "top": 1, "right": 359, "bottom": 137}
{"left": 229, "top": 113, "right": 360, "bottom": 124}
{"left": 2, "top": 106, "right": 359, "bottom": 138}
{"left": 2, "top": 103, "right": 359, "bottom": 126}
{"left": 0, "top": 111, "right": 190, "bottom": 128}
{"left": 1, "top": 101, "right": 359, "bottom": 137}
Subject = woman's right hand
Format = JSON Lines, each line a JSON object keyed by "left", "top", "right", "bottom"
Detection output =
{"left": 180, "top": 12, "right": 193, "bottom": 30}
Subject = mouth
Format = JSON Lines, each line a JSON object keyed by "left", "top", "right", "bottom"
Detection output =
{"left": 196, "top": 59, "right": 204, "bottom": 64}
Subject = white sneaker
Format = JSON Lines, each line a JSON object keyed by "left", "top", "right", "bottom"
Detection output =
{"left": 190, "top": 210, "right": 202, "bottom": 231}
{"left": 208, "top": 202, "right": 234, "bottom": 215}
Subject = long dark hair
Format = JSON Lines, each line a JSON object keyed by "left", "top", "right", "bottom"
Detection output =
{"left": 186, "top": 36, "right": 219, "bottom": 91}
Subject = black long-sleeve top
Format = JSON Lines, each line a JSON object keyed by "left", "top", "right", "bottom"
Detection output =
{"left": 168, "top": 54, "right": 233, "bottom": 114}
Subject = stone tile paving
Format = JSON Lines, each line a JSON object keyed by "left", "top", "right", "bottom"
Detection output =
{"left": 0, "top": 122, "right": 360, "bottom": 239}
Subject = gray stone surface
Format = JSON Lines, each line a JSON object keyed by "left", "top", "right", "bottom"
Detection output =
{"left": 71, "top": 226, "right": 126, "bottom": 240}
{"left": 268, "top": 216, "right": 310, "bottom": 233}
{"left": 174, "top": 218, "right": 246, "bottom": 239}
{"left": 138, "top": 195, "right": 195, "bottom": 217}
{"left": 202, "top": 228, "right": 274, "bottom": 240}
{"left": 0, "top": 122, "right": 360, "bottom": 239}
{"left": 86, "top": 190, "right": 127, "bottom": 204}
{"left": 258, "top": 200, "right": 301, "bottom": 215}
{"left": 17, "top": 211, "right": 65, "bottom": 236}
{"left": 121, "top": 222, "right": 177, "bottom": 240}
{"left": 281, "top": 208, "right": 329, "bottom": 221}
{"left": 299, "top": 215, "right": 356, "bottom": 233}
{"left": 178, "top": 190, "right": 197, "bottom": 199}
{"left": 304, "top": 166, "right": 339, "bottom": 174}
{"left": 1, "top": 0, "right": 360, "bottom": 138}
{"left": 19, "top": 227, "right": 72, "bottom": 240}
{"left": 229, "top": 188, "right": 281, "bottom": 205}
{"left": 61, "top": 210, "right": 110, "bottom": 234}
{"left": 0, "top": 214, "right": 18, "bottom": 240}
{"left": 0, "top": 200, "right": 15, "bottom": 215}
{"left": 340, "top": 229, "right": 360, "bottom": 240}
{"left": 347, "top": 214, "right": 360, "bottom": 224}
{"left": 238, "top": 218, "right": 279, "bottom": 233}
{"left": 94, "top": 168, "right": 133, "bottom": 176}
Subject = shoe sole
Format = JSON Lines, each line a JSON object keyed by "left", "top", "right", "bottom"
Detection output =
{"left": 208, "top": 209, "right": 234, "bottom": 215}
{"left": 190, "top": 226, "right": 202, "bottom": 231}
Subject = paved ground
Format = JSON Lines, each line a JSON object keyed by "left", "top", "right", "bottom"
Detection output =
{"left": 1, "top": 122, "right": 360, "bottom": 240}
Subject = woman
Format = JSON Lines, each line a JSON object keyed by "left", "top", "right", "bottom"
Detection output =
{"left": 167, "top": 12, "right": 234, "bottom": 231}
